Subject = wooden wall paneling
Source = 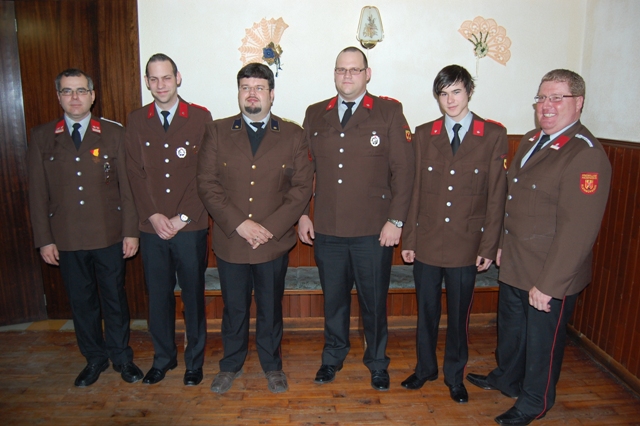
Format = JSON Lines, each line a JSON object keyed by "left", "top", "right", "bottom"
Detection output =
{"left": 0, "top": 1, "right": 47, "bottom": 325}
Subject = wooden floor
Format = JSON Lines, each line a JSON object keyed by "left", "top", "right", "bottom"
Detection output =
{"left": 0, "top": 325, "right": 638, "bottom": 425}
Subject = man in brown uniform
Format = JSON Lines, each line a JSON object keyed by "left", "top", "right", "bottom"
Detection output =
{"left": 298, "top": 46, "right": 415, "bottom": 391}
{"left": 401, "top": 65, "right": 507, "bottom": 403}
{"left": 466, "top": 70, "right": 611, "bottom": 425}
{"left": 125, "top": 54, "right": 212, "bottom": 386}
{"left": 28, "top": 68, "right": 142, "bottom": 387}
{"left": 197, "top": 63, "right": 313, "bottom": 394}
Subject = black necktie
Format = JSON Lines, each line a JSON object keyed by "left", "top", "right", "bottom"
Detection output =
{"left": 251, "top": 121, "right": 264, "bottom": 131}
{"left": 72, "top": 123, "right": 82, "bottom": 150}
{"left": 527, "top": 134, "right": 550, "bottom": 163}
{"left": 249, "top": 122, "right": 265, "bottom": 156}
{"left": 161, "top": 111, "right": 170, "bottom": 132}
{"left": 341, "top": 101, "right": 355, "bottom": 128}
{"left": 451, "top": 123, "right": 462, "bottom": 155}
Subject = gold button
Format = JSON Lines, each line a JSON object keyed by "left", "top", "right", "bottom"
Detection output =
{"left": 250, "top": 181, "right": 255, "bottom": 185}
{"left": 282, "top": 164, "right": 286, "bottom": 168}
{"left": 248, "top": 213, "right": 253, "bottom": 218}
{"left": 249, "top": 198, "right": 253, "bottom": 202}
{"left": 251, "top": 165, "right": 256, "bottom": 169}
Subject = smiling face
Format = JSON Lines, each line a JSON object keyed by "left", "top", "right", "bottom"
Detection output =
{"left": 57, "top": 75, "right": 95, "bottom": 121}
{"left": 536, "top": 80, "right": 583, "bottom": 135}
{"left": 437, "top": 81, "right": 471, "bottom": 121}
{"left": 238, "top": 77, "right": 274, "bottom": 120}
{"left": 145, "top": 60, "right": 181, "bottom": 109}
{"left": 334, "top": 51, "right": 371, "bottom": 101}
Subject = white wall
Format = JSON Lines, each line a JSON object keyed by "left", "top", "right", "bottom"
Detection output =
{"left": 137, "top": 0, "right": 638, "bottom": 141}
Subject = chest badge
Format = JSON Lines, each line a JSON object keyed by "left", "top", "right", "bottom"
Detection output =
{"left": 176, "top": 147, "right": 187, "bottom": 159}
{"left": 370, "top": 133, "right": 380, "bottom": 147}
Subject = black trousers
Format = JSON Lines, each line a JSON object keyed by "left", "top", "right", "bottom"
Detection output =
{"left": 140, "top": 230, "right": 207, "bottom": 371}
{"left": 314, "top": 233, "right": 393, "bottom": 371}
{"left": 217, "top": 254, "right": 288, "bottom": 373}
{"left": 413, "top": 261, "right": 476, "bottom": 385}
{"left": 487, "top": 282, "right": 578, "bottom": 417}
{"left": 58, "top": 242, "right": 133, "bottom": 365}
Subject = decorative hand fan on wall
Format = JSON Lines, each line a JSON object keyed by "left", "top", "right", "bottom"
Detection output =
{"left": 458, "top": 16, "right": 511, "bottom": 77}
{"left": 239, "top": 18, "right": 289, "bottom": 76}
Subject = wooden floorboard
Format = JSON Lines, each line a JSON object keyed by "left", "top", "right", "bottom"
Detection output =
{"left": 0, "top": 326, "right": 638, "bottom": 425}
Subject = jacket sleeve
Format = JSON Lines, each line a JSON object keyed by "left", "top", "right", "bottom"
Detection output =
{"left": 401, "top": 126, "right": 422, "bottom": 252}
{"left": 114, "top": 125, "right": 139, "bottom": 238}
{"left": 387, "top": 102, "right": 415, "bottom": 222}
{"left": 124, "top": 114, "right": 157, "bottom": 223}
{"left": 27, "top": 128, "right": 54, "bottom": 248}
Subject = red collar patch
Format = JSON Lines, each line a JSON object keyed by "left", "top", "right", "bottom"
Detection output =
{"left": 529, "top": 131, "right": 542, "bottom": 142}
{"left": 550, "top": 135, "right": 570, "bottom": 150}
{"left": 55, "top": 120, "right": 65, "bottom": 134}
{"left": 147, "top": 103, "right": 156, "bottom": 119}
{"left": 362, "top": 94, "right": 374, "bottom": 110}
{"left": 431, "top": 120, "right": 443, "bottom": 135}
{"left": 472, "top": 120, "right": 485, "bottom": 136}
{"left": 326, "top": 97, "right": 338, "bottom": 110}
{"left": 178, "top": 101, "right": 189, "bottom": 118}
{"left": 90, "top": 119, "right": 101, "bottom": 134}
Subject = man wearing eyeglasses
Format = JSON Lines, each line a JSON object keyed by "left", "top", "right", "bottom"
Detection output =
{"left": 197, "top": 63, "right": 313, "bottom": 394}
{"left": 466, "top": 69, "right": 611, "bottom": 425}
{"left": 125, "top": 54, "right": 212, "bottom": 386}
{"left": 298, "top": 46, "right": 415, "bottom": 391}
{"left": 28, "top": 68, "right": 142, "bottom": 387}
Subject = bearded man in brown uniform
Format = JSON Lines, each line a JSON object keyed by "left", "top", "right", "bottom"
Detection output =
{"left": 197, "top": 63, "right": 313, "bottom": 394}
{"left": 298, "top": 46, "right": 415, "bottom": 391}
{"left": 28, "top": 68, "right": 142, "bottom": 387}
{"left": 401, "top": 65, "right": 508, "bottom": 403}
{"left": 466, "top": 70, "right": 612, "bottom": 425}
{"left": 125, "top": 54, "right": 212, "bottom": 386}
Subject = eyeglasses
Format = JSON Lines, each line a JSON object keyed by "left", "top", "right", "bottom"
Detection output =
{"left": 534, "top": 94, "right": 576, "bottom": 103}
{"left": 334, "top": 68, "right": 367, "bottom": 75}
{"left": 59, "top": 88, "right": 91, "bottom": 97}
{"left": 239, "top": 85, "right": 267, "bottom": 93}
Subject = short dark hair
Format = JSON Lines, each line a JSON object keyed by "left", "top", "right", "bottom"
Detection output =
{"left": 55, "top": 68, "right": 94, "bottom": 91}
{"left": 145, "top": 53, "right": 178, "bottom": 77}
{"left": 539, "top": 69, "right": 585, "bottom": 97}
{"left": 432, "top": 65, "right": 474, "bottom": 98}
{"left": 236, "top": 63, "right": 275, "bottom": 90}
{"left": 337, "top": 46, "right": 368, "bottom": 69}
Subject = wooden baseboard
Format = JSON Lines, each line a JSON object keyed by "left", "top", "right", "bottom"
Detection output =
{"left": 568, "top": 324, "right": 640, "bottom": 396}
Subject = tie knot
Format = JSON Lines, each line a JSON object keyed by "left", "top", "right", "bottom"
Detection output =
{"left": 73, "top": 123, "right": 82, "bottom": 131}
{"left": 161, "top": 111, "right": 170, "bottom": 119}
{"left": 453, "top": 123, "right": 462, "bottom": 133}
{"left": 343, "top": 101, "right": 355, "bottom": 110}
{"left": 250, "top": 121, "right": 264, "bottom": 130}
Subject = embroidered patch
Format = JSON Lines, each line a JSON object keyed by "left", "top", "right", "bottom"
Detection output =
{"left": 91, "top": 149, "right": 100, "bottom": 157}
{"left": 405, "top": 129, "right": 412, "bottom": 143}
{"left": 580, "top": 173, "right": 599, "bottom": 194}
{"left": 501, "top": 154, "right": 507, "bottom": 170}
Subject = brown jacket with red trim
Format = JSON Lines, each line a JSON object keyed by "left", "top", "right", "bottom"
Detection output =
{"left": 498, "top": 121, "right": 611, "bottom": 298}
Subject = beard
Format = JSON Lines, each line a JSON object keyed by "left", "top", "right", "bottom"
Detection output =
{"left": 245, "top": 105, "right": 262, "bottom": 115}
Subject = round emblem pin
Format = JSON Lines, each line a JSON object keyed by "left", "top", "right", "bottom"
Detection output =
{"left": 370, "top": 135, "right": 380, "bottom": 147}
{"left": 176, "top": 147, "right": 187, "bottom": 158}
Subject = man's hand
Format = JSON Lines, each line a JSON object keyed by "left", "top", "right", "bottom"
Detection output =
{"left": 379, "top": 221, "right": 402, "bottom": 247}
{"left": 236, "top": 219, "right": 273, "bottom": 249}
{"left": 122, "top": 237, "right": 139, "bottom": 258}
{"left": 149, "top": 213, "right": 177, "bottom": 240}
{"left": 40, "top": 244, "right": 59, "bottom": 265}
{"left": 476, "top": 256, "right": 493, "bottom": 272}
{"left": 496, "top": 248, "right": 502, "bottom": 267}
{"left": 529, "top": 286, "right": 552, "bottom": 312}
{"left": 298, "top": 215, "right": 315, "bottom": 246}
{"left": 402, "top": 250, "right": 415, "bottom": 263}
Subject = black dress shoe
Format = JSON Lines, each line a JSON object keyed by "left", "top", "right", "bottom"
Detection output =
{"left": 401, "top": 372, "right": 438, "bottom": 390}
{"left": 370, "top": 369, "right": 390, "bottom": 391}
{"left": 75, "top": 360, "right": 109, "bottom": 387}
{"left": 495, "top": 406, "right": 542, "bottom": 425}
{"left": 183, "top": 368, "right": 203, "bottom": 386}
{"left": 314, "top": 364, "right": 343, "bottom": 384}
{"left": 113, "top": 362, "right": 144, "bottom": 383}
{"left": 143, "top": 360, "right": 178, "bottom": 385}
{"left": 467, "top": 373, "right": 519, "bottom": 398}
{"left": 447, "top": 382, "right": 469, "bottom": 403}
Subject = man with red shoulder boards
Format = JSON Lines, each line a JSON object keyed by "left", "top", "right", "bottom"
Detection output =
{"left": 401, "top": 65, "right": 508, "bottom": 403}
{"left": 466, "top": 69, "right": 611, "bottom": 425}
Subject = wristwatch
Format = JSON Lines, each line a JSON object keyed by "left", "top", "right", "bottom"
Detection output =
{"left": 387, "top": 218, "right": 404, "bottom": 228}
{"left": 179, "top": 213, "right": 192, "bottom": 224}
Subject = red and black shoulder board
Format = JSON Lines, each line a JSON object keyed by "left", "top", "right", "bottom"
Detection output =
{"left": 485, "top": 118, "right": 505, "bottom": 128}
{"left": 379, "top": 95, "right": 400, "bottom": 103}
{"left": 190, "top": 102, "right": 209, "bottom": 112}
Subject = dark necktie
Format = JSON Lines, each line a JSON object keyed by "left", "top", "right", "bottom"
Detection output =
{"left": 249, "top": 122, "right": 265, "bottom": 156}
{"left": 341, "top": 101, "right": 355, "bottom": 128}
{"left": 451, "top": 123, "right": 462, "bottom": 155}
{"left": 72, "top": 123, "right": 82, "bottom": 150}
{"left": 251, "top": 121, "right": 264, "bottom": 131}
{"left": 527, "top": 134, "right": 550, "bottom": 163}
{"left": 161, "top": 111, "right": 170, "bottom": 132}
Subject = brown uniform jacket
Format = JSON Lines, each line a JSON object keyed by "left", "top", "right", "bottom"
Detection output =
{"left": 197, "top": 114, "right": 314, "bottom": 264}
{"left": 304, "top": 93, "right": 415, "bottom": 237}
{"left": 125, "top": 98, "right": 213, "bottom": 233}
{"left": 499, "top": 121, "right": 611, "bottom": 299}
{"left": 28, "top": 116, "right": 139, "bottom": 251}
{"left": 402, "top": 114, "right": 508, "bottom": 267}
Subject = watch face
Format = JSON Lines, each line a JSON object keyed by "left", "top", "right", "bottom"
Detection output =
{"left": 180, "top": 214, "right": 189, "bottom": 222}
